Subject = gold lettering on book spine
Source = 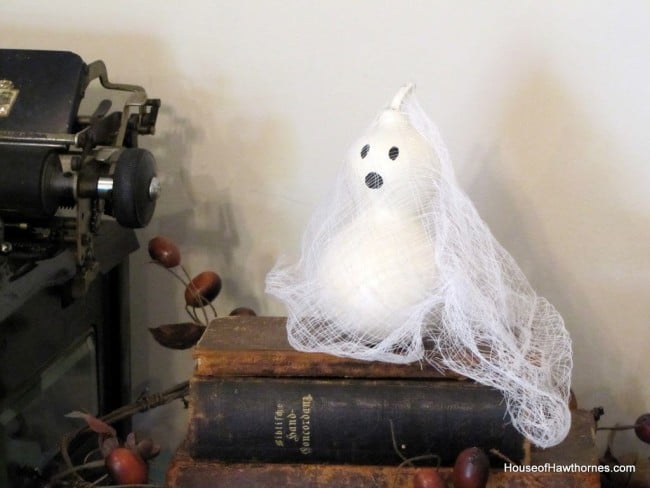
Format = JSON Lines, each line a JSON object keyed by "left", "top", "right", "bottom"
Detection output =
{"left": 287, "top": 410, "right": 298, "bottom": 441}
{"left": 272, "top": 394, "right": 313, "bottom": 454}
{"left": 274, "top": 402, "right": 285, "bottom": 447}
{"left": 300, "top": 394, "right": 313, "bottom": 455}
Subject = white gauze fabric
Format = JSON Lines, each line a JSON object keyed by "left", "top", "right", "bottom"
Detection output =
{"left": 266, "top": 84, "right": 572, "bottom": 448}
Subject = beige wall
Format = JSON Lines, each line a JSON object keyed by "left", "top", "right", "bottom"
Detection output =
{"left": 3, "top": 0, "right": 649, "bottom": 478}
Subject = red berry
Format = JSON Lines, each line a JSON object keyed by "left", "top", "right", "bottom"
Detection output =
{"left": 453, "top": 447, "right": 489, "bottom": 488}
{"left": 148, "top": 236, "right": 181, "bottom": 268}
{"left": 229, "top": 307, "right": 257, "bottom": 316}
{"left": 413, "top": 468, "right": 446, "bottom": 488}
{"left": 105, "top": 447, "right": 148, "bottom": 484}
{"left": 634, "top": 413, "right": 650, "bottom": 444}
{"left": 185, "top": 271, "right": 222, "bottom": 307}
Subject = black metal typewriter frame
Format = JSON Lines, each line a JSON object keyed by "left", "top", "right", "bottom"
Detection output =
{"left": 0, "top": 49, "right": 161, "bottom": 485}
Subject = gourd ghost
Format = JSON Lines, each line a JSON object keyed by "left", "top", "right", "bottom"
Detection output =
{"left": 316, "top": 84, "right": 439, "bottom": 340}
{"left": 267, "top": 84, "right": 573, "bottom": 449}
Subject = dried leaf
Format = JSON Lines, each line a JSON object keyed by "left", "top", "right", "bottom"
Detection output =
{"left": 148, "top": 322, "right": 206, "bottom": 349}
{"left": 65, "top": 411, "right": 116, "bottom": 437}
{"left": 126, "top": 432, "right": 137, "bottom": 450}
{"left": 136, "top": 437, "right": 161, "bottom": 460}
{"left": 101, "top": 436, "right": 120, "bottom": 457}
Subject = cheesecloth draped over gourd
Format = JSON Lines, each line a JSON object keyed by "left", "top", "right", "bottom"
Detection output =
{"left": 266, "top": 84, "right": 572, "bottom": 448}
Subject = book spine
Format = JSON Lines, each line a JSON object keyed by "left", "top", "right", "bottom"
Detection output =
{"left": 166, "top": 456, "right": 599, "bottom": 488}
{"left": 187, "top": 377, "right": 524, "bottom": 466}
{"left": 194, "top": 316, "right": 458, "bottom": 379}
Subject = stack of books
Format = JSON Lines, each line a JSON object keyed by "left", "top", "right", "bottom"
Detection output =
{"left": 167, "top": 316, "right": 599, "bottom": 487}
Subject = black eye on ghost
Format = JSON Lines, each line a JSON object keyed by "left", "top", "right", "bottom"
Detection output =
{"left": 361, "top": 145, "right": 399, "bottom": 189}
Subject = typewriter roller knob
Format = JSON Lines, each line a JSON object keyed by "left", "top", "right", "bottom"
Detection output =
{"left": 110, "top": 148, "right": 159, "bottom": 228}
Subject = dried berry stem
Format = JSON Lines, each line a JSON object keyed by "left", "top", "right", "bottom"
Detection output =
{"left": 597, "top": 424, "right": 639, "bottom": 431}
{"left": 179, "top": 264, "right": 193, "bottom": 284}
{"left": 149, "top": 261, "right": 188, "bottom": 287}
{"left": 58, "top": 382, "right": 189, "bottom": 483}
{"left": 200, "top": 295, "right": 219, "bottom": 319}
{"left": 152, "top": 262, "right": 209, "bottom": 325}
{"left": 49, "top": 459, "right": 105, "bottom": 481}
{"left": 389, "top": 419, "right": 409, "bottom": 464}
{"left": 90, "top": 473, "right": 108, "bottom": 486}
{"left": 397, "top": 454, "right": 441, "bottom": 468}
{"left": 185, "top": 305, "right": 201, "bottom": 324}
{"left": 189, "top": 283, "right": 210, "bottom": 327}
{"left": 489, "top": 448, "right": 517, "bottom": 465}
{"left": 152, "top": 262, "right": 207, "bottom": 324}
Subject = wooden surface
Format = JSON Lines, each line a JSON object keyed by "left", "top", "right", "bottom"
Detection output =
{"left": 168, "top": 410, "right": 600, "bottom": 487}
{"left": 194, "top": 316, "right": 460, "bottom": 379}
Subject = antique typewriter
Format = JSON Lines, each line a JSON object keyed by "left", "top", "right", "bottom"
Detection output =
{"left": 0, "top": 49, "right": 160, "bottom": 307}
{"left": 0, "top": 49, "right": 161, "bottom": 483}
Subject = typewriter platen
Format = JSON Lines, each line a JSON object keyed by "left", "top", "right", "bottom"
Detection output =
{"left": 0, "top": 49, "right": 161, "bottom": 307}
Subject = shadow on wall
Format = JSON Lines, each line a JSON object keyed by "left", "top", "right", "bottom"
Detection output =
{"left": 464, "top": 67, "right": 649, "bottom": 456}
{"left": 152, "top": 76, "right": 299, "bottom": 316}
{"left": 137, "top": 70, "right": 299, "bottom": 479}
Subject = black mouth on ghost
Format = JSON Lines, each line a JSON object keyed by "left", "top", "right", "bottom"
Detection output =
{"left": 365, "top": 172, "right": 384, "bottom": 189}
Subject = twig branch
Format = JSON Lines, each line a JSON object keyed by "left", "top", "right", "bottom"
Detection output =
{"left": 489, "top": 448, "right": 517, "bottom": 465}
{"left": 57, "top": 381, "right": 190, "bottom": 483}
{"left": 49, "top": 459, "right": 105, "bottom": 481}
{"left": 596, "top": 424, "right": 638, "bottom": 431}
{"left": 389, "top": 419, "right": 409, "bottom": 464}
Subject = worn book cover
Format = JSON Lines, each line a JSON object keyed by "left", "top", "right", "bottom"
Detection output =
{"left": 169, "top": 410, "right": 599, "bottom": 488}
{"left": 187, "top": 375, "right": 525, "bottom": 465}
{"left": 193, "top": 316, "right": 460, "bottom": 379}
